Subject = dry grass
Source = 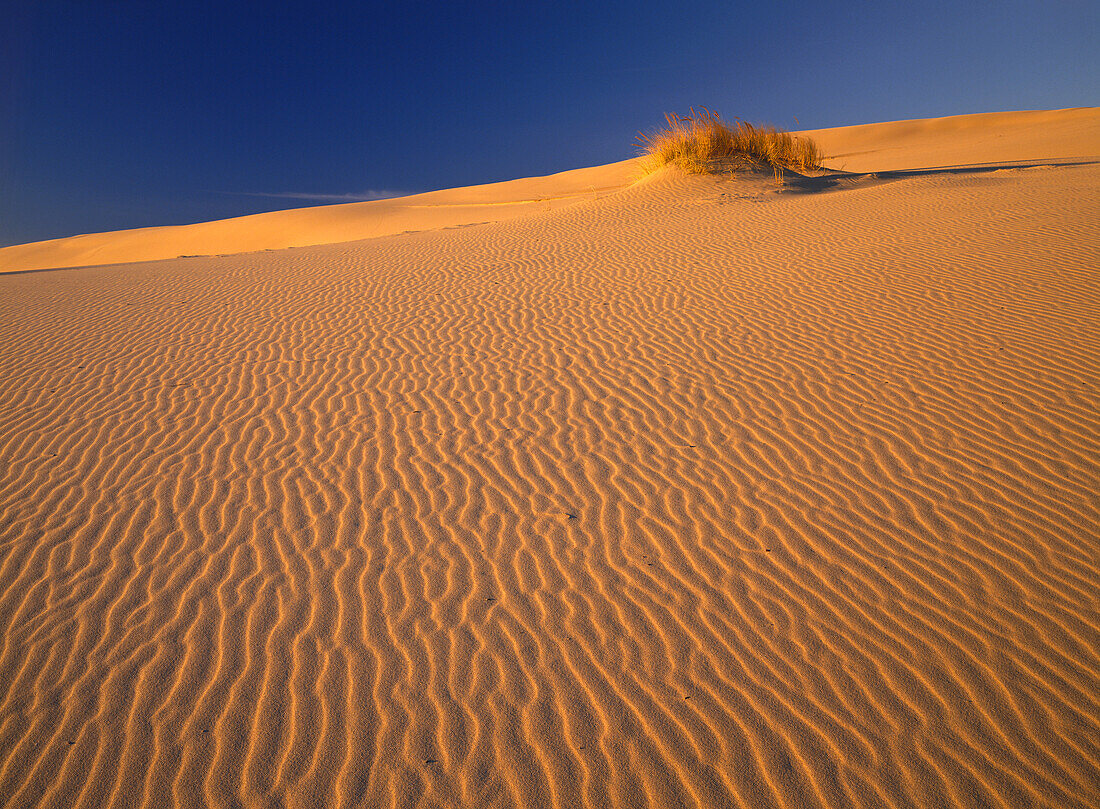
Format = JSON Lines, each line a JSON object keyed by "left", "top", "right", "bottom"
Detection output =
{"left": 636, "top": 108, "right": 824, "bottom": 177}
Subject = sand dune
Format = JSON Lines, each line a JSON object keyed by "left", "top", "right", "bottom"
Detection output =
{"left": 805, "top": 107, "right": 1100, "bottom": 172}
{"left": 0, "top": 112, "right": 1098, "bottom": 808}
{"left": 2, "top": 107, "right": 1096, "bottom": 275}
{"left": 0, "top": 159, "right": 641, "bottom": 274}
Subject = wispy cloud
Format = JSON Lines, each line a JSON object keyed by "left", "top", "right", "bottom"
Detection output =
{"left": 214, "top": 189, "right": 410, "bottom": 202}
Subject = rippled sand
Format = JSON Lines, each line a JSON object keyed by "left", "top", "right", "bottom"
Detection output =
{"left": 1, "top": 110, "right": 1098, "bottom": 808}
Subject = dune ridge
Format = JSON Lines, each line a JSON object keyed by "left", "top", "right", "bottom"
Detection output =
{"left": 0, "top": 159, "right": 641, "bottom": 275}
{"left": 0, "top": 116, "right": 1099, "bottom": 808}
{"left": 804, "top": 107, "right": 1100, "bottom": 172}
{"left": 1, "top": 107, "right": 1096, "bottom": 275}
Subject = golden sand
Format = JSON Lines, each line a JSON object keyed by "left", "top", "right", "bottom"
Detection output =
{"left": 0, "top": 109, "right": 1097, "bottom": 808}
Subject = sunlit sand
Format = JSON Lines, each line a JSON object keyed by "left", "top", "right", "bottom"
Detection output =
{"left": 0, "top": 108, "right": 1097, "bottom": 808}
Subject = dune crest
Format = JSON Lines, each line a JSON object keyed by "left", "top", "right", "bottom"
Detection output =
{"left": 2, "top": 107, "right": 1097, "bottom": 274}
{"left": 0, "top": 159, "right": 641, "bottom": 274}
{"left": 0, "top": 112, "right": 1098, "bottom": 808}
{"left": 805, "top": 106, "right": 1100, "bottom": 171}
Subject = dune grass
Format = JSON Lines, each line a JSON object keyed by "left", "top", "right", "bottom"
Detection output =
{"left": 636, "top": 108, "right": 824, "bottom": 177}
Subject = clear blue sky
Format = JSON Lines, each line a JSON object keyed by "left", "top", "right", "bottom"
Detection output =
{"left": 2, "top": 0, "right": 1096, "bottom": 247}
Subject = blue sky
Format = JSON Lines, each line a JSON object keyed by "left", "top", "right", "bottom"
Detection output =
{"left": 2, "top": 0, "right": 1096, "bottom": 246}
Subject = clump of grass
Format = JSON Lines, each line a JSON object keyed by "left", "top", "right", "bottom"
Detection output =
{"left": 636, "top": 108, "right": 823, "bottom": 177}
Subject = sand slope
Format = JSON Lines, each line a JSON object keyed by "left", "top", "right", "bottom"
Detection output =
{"left": 0, "top": 159, "right": 641, "bottom": 274}
{"left": 2, "top": 107, "right": 1096, "bottom": 274}
{"left": 0, "top": 116, "right": 1098, "bottom": 808}
{"left": 805, "top": 107, "right": 1100, "bottom": 172}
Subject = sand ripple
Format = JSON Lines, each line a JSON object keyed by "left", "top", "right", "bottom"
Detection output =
{"left": 1, "top": 164, "right": 1098, "bottom": 808}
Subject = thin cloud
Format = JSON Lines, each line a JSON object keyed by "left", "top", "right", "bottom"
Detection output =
{"left": 214, "top": 189, "right": 410, "bottom": 202}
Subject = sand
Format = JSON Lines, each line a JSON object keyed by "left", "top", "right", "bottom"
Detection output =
{"left": 0, "top": 109, "right": 1098, "bottom": 808}
{"left": 0, "top": 160, "right": 641, "bottom": 275}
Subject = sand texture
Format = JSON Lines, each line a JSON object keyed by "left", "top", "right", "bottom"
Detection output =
{"left": 1, "top": 111, "right": 1099, "bottom": 808}
{"left": 0, "top": 160, "right": 641, "bottom": 275}
{"left": 4, "top": 107, "right": 1096, "bottom": 276}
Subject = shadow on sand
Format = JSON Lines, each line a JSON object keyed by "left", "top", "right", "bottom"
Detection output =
{"left": 779, "top": 158, "right": 1098, "bottom": 194}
